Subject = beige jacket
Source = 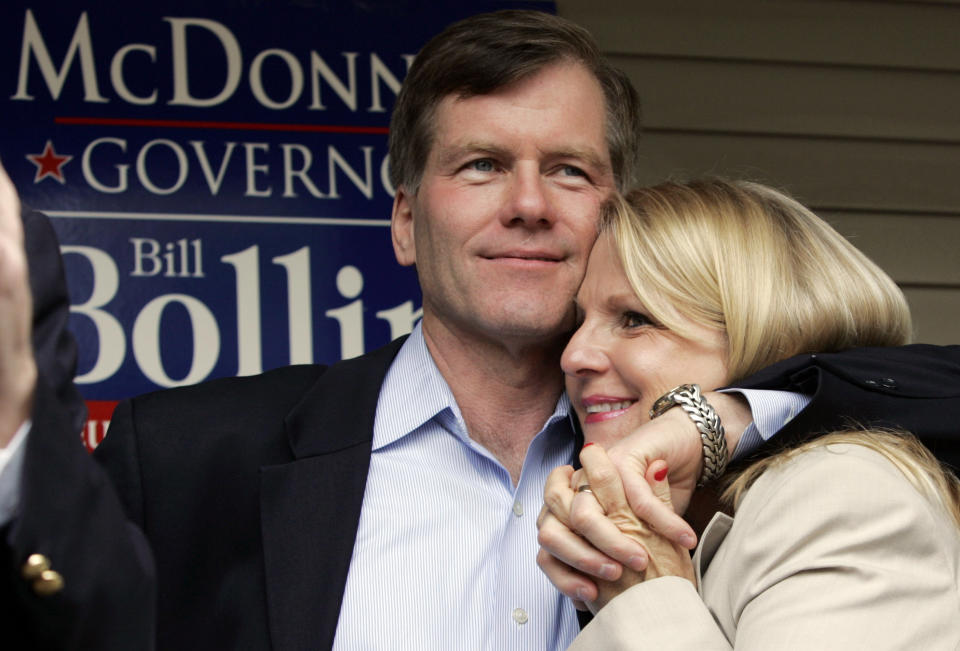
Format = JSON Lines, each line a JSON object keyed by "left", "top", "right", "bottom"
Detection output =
{"left": 570, "top": 444, "right": 960, "bottom": 650}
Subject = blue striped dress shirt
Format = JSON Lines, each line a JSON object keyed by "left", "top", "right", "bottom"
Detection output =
{"left": 333, "top": 323, "right": 580, "bottom": 650}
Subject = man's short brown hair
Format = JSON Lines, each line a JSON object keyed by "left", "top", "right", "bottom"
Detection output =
{"left": 388, "top": 10, "right": 642, "bottom": 193}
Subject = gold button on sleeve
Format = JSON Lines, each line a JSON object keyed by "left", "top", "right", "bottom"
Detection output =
{"left": 22, "top": 554, "right": 50, "bottom": 581}
{"left": 33, "top": 570, "right": 65, "bottom": 597}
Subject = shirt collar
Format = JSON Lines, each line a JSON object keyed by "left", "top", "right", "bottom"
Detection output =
{"left": 374, "top": 322, "right": 572, "bottom": 451}
{"left": 374, "top": 322, "right": 461, "bottom": 451}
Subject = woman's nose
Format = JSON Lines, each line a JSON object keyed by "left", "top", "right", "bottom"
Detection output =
{"left": 561, "top": 324, "right": 609, "bottom": 377}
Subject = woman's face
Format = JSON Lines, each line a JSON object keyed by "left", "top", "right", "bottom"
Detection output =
{"left": 562, "top": 235, "right": 729, "bottom": 448}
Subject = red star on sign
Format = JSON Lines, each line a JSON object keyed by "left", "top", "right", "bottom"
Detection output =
{"left": 26, "top": 140, "right": 72, "bottom": 184}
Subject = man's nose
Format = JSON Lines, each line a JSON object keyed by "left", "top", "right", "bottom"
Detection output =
{"left": 503, "top": 167, "right": 552, "bottom": 228}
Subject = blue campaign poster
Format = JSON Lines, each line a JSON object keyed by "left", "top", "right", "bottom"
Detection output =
{"left": 1, "top": 0, "right": 553, "bottom": 447}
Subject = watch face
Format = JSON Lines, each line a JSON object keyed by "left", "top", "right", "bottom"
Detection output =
{"left": 650, "top": 384, "right": 696, "bottom": 418}
{"left": 649, "top": 394, "right": 670, "bottom": 418}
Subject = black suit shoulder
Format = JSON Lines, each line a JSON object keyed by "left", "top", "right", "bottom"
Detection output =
{"left": 96, "top": 334, "right": 405, "bottom": 527}
{"left": 734, "top": 344, "right": 960, "bottom": 470}
{"left": 91, "top": 340, "right": 403, "bottom": 649}
{"left": 736, "top": 344, "right": 960, "bottom": 397}
{"left": 94, "top": 364, "right": 329, "bottom": 525}
{"left": 94, "top": 335, "right": 404, "bottom": 528}
{"left": 121, "top": 363, "right": 330, "bottom": 437}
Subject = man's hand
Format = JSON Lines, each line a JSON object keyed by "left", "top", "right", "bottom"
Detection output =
{"left": 0, "top": 160, "right": 37, "bottom": 447}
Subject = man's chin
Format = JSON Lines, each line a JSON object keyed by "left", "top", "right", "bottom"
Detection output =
{"left": 490, "top": 313, "right": 574, "bottom": 343}
{"left": 426, "top": 300, "right": 575, "bottom": 351}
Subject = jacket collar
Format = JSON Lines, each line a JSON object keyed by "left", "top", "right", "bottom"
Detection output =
{"left": 261, "top": 337, "right": 406, "bottom": 651}
{"left": 693, "top": 511, "right": 734, "bottom": 591}
{"left": 283, "top": 336, "right": 407, "bottom": 458}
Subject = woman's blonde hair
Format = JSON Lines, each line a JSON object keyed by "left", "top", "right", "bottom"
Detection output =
{"left": 722, "top": 430, "right": 960, "bottom": 530}
{"left": 600, "top": 179, "right": 912, "bottom": 382}
{"left": 601, "top": 180, "right": 960, "bottom": 529}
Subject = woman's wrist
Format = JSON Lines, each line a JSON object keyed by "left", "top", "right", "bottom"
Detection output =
{"left": 704, "top": 391, "right": 752, "bottom": 466}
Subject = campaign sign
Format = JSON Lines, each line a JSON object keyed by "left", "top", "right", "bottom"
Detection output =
{"left": 1, "top": 0, "right": 552, "bottom": 447}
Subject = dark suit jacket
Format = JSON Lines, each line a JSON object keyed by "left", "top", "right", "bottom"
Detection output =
{"left": 94, "top": 338, "right": 406, "bottom": 651}
{"left": 1, "top": 207, "right": 155, "bottom": 650}
{"left": 94, "top": 337, "right": 960, "bottom": 650}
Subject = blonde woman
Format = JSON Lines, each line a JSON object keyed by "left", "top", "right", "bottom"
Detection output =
{"left": 539, "top": 180, "right": 960, "bottom": 649}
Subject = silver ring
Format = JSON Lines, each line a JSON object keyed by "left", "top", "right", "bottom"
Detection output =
{"left": 576, "top": 484, "right": 594, "bottom": 495}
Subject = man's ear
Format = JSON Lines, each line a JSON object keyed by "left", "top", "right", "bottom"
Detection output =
{"left": 391, "top": 186, "right": 416, "bottom": 267}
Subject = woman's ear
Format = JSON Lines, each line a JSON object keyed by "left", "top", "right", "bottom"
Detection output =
{"left": 391, "top": 187, "right": 416, "bottom": 267}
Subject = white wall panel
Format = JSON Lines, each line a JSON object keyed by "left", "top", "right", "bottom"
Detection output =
{"left": 557, "top": 0, "right": 960, "bottom": 344}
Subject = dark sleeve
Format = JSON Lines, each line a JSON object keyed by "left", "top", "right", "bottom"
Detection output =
{"left": 732, "top": 344, "right": 960, "bottom": 471}
{"left": 1, "top": 381, "right": 156, "bottom": 649}
{"left": 22, "top": 205, "right": 86, "bottom": 435}
{"left": 0, "top": 208, "right": 156, "bottom": 649}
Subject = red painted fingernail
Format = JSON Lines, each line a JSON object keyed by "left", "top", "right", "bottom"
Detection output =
{"left": 654, "top": 467, "right": 668, "bottom": 482}
{"left": 582, "top": 442, "right": 595, "bottom": 448}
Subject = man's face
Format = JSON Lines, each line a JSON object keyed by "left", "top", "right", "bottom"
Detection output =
{"left": 392, "top": 62, "right": 615, "bottom": 348}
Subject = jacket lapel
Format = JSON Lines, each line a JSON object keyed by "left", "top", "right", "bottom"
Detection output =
{"left": 260, "top": 338, "right": 406, "bottom": 651}
{"left": 693, "top": 511, "right": 733, "bottom": 591}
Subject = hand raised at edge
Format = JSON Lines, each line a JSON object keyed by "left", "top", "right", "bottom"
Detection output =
{"left": 0, "top": 159, "right": 37, "bottom": 447}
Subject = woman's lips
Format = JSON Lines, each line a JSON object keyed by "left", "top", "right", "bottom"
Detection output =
{"left": 582, "top": 397, "right": 636, "bottom": 424}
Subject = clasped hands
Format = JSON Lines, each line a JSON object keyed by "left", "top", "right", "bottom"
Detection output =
{"left": 536, "top": 407, "right": 703, "bottom": 614}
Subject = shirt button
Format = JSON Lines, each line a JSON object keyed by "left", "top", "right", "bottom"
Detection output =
{"left": 512, "top": 500, "right": 524, "bottom": 517}
{"left": 783, "top": 406, "right": 796, "bottom": 426}
{"left": 512, "top": 608, "right": 528, "bottom": 625}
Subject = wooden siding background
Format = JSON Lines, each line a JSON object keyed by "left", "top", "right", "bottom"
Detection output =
{"left": 557, "top": 0, "right": 959, "bottom": 344}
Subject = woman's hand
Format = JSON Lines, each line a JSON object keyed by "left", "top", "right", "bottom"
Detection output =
{"left": 537, "top": 462, "right": 650, "bottom": 609}
{"left": 605, "top": 392, "right": 751, "bottom": 536}
{"left": 538, "top": 395, "right": 750, "bottom": 606}
{"left": 538, "top": 441, "right": 697, "bottom": 612}
{"left": 577, "top": 444, "right": 695, "bottom": 612}
{"left": 537, "top": 410, "right": 702, "bottom": 605}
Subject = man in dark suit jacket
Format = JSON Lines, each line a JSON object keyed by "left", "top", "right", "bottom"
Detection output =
{"left": 0, "top": 168, "right": 155, "bottom": 649}
{"left": 4, "top": 10, "right": 960, "bottom": 651}
{"left": 96, "top": 10, "right": 960, "bottom": 651}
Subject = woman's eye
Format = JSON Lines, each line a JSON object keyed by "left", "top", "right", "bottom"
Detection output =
{"left": 622, "top": 311, "right": 653, "bottom": 328}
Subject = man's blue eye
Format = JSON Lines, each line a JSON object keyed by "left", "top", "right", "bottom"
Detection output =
{"left": 471, "top": 159, "right": 495, "bottom": 172}
{"left": 562, "top": 165, "right": 586, "bottom": 177}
